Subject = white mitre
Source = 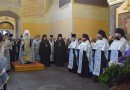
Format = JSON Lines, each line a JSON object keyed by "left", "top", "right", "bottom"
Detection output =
{"left": 23, "top": 30, "right": 31, "bottom": 38}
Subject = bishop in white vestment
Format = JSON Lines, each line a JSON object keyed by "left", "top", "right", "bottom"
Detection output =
{"left": 18, "top": 30, "right": 35, "bottom": 64}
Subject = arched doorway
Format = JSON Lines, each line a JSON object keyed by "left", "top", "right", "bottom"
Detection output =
{"left": 0, "top": 21, "right": 14, "bottom": 35}
{"left": 0, "top": 10, "right": 21, "bottom": 38}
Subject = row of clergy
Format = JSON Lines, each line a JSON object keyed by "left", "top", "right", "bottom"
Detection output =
{"left": 67, "top": 28, "right": 129, "bottom": 81}
{"left": 1, "top": 30, "right": 67, "bottom": 68}
{"left": 11, "top": 28, "right": 129, "bottom": 81}
{"left": 0, "top": 28, "right": 129, "bottom": 83}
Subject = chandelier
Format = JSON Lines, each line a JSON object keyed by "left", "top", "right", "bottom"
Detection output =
{"left": 124, "top": 0, "right": 130, "bottom": 11}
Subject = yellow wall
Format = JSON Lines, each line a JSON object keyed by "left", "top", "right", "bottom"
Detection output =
{"left": 73, "top": 3, "right": 109, "bottom": 38}
{"left": 43, "top": 0, "right": 72, "bottom": 38}
{"left": 0, "top": 0, "right": 109, "bottom": 38}
{"left": 23, "top": 23, "right": 51, "bottom": 38}
{"left": 74, "top": 17, "right": 109, "bottom": 38}
{"left": 23, "top": 0, "right": 72, "bottom": 38}
{"left": 23, "top": 18, "right": 71, "bottom": 38}
{"left": 0, "top": 0, "right": 53, "bottom": 38}
{"left": 51, "top": 18, "right": 71, "bottom": 38}
{"left": 22, "top": 2, "right": 109, "bottom": 38}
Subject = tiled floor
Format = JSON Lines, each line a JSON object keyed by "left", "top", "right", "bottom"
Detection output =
{"left": 7, "top": 65, "right": 109, "bottom": 90}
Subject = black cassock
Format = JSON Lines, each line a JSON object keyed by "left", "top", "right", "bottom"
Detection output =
{"left": 68, "top": 49, "right": 78, "bottom": 73}
{"left": 16, "top": 39, "right": 21, "bottom": 61}
{"left": 39, "top": 40, "right": 51, "bottom": 66}
{"left": 109, "top": 40, "right": 113, "bottom": 45}
{"left": 65, "top": 43, "right": 70, "bottom": 63}
{"left": 9, "top": 40, "right": 17, "bottom": 62}
{"left": 54, "top": 39, "right": 66, "bottom": 66}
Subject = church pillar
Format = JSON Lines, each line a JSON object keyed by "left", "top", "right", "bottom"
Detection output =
{"left": 109, "top": 3, "right": 122, "bottom": 35}
{"left": 70, "top": 0, "right": 74, "bottom": 35}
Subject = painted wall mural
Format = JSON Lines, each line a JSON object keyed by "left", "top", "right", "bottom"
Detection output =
{"left": 59, "top": 0, "right": 71, "bottom": 7}
{"left": 22, "top": 0, "right": 45, "bottom": 17}
{"left": 118, "top": 12, "right": 130, "bottom": 39}
{"left": 0, "top": 22, "right": 14, "bottom": 30}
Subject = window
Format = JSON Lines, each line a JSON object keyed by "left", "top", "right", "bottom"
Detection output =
{"left": 59, "top": 0, "right": 71, "bottom": 8}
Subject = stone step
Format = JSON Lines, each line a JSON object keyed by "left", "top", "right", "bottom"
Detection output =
{"left": 12, "top": 61, "right": 45, "bottom": 71}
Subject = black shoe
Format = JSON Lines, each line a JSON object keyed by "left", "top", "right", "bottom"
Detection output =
{"left": 3, "top": 83, "right": 7, "bottom": 90}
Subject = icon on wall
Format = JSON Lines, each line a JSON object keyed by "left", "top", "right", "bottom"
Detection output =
{"left": 0, "top": 22, "right": 14, "bottom": 30}
{"left": 118, "top": 12, "right": 130, "bottom": 40}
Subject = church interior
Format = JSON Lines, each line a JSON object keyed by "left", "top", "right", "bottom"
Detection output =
{"left": 0, "top": 0, "right": 130, "bottom": 90}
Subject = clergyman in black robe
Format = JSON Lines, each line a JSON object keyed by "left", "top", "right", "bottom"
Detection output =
{"left": 16, "top": 35, "right": 23, "bottom": 61}
{"left": 54, "top": 34, "right": 66, "bottom": 66}
{"left": 9, "top": 34, "right": 16, "bottom": 62}
{"left": 39, "top": 34, "right": 51, "bottom": 66}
